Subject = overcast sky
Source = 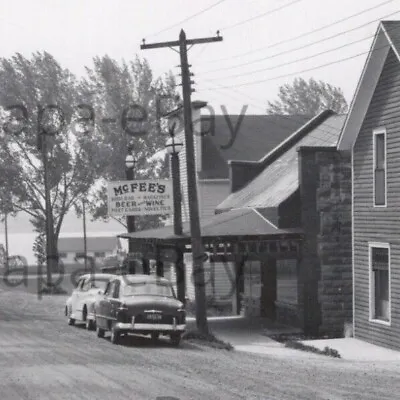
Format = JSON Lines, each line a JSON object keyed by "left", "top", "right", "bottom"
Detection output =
{"left": 0, "top": 0, "right": 398, "bottom": 115}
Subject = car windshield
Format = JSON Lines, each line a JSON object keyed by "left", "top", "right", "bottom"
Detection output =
{"left": 122, "top": 281, "right": 174, "bottom": 297}
{"left": 90, "top": 279, "right": 110, "bottom": 291}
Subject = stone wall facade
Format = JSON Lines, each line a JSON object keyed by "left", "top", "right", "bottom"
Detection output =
{"left": 298, "top": 147, "right": 352, "bottom": 337}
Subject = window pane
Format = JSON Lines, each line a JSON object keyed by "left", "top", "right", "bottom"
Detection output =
{"left": 372, "top": 247, "right": 388, "bottom": 270}
{"left": 375, "top": 133, "right": 385, "bottom": 168}
{"left": 374, "top": 269, "right": 389, "bottom": 321}
{"left": 374, "top": 169, "right": 386, "bottom": 205}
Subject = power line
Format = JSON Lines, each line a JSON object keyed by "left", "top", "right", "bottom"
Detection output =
{"left": 196, "top": 80, "right": 344, "bottom": 143}
{"left": 188, "top": 0, "right": 302, "bottom": 66}
{"left": 197, "top": 9, "right": 400, "bottom": 74}
{"left": 199, "top": 41, "right": 393, "bottom": 91}
{"left": 202, "top": 29, "right": 379, "bottom": 81}
{"left": 198, "top": 0, "right": 396, "bottom": 65}
{"left": 220, "top": 0, "right": 302, "bottom": 31}
{"left": 145, "top": 0, "right": 227, "bottom": 39}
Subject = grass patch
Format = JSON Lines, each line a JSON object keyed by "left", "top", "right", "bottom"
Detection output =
{"left": 185, "top": 299, "right": 232, "bottom": 318}
{"left": 38, "top": 284, "right": 68, "bottom": 295}
{"left": 183, "top": 329, "right": 234, "bottom": 351}
{"left": 284, "top": 341, "right": 341, "bottom": 358}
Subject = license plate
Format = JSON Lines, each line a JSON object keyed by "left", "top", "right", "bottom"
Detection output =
{"left": 146, "top": 313, "right": 162, "bottom": 321}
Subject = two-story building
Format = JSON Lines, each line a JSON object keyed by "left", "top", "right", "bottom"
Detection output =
{"left": 338, "top": 20, "right": 400, "bottom": 350}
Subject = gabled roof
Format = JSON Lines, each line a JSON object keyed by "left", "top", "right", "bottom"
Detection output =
{"left": 58, "top": 236, "right": 120, "bottom": 253}
{"left": 199, "top": 114, "right": 311, "bottom": 179}
{"left": 216, "top": 113, "right": 346, "bottom": 213}
{"left": 118, "top": 208, "right": 302, "bottom": 241}
{"left": 337, "top": 20, "right": 400, "bottom": 150}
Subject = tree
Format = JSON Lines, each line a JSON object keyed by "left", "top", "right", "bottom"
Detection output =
{"left": 266, "top": 77, "right": 348, "bottom": 116}
{"left": 79, "top": 55, "right": 179, "bottom": 230}
{"left": 0, "top": 52, "right": 100, "bottom": 277}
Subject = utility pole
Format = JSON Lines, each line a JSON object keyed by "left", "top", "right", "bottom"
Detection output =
{"left": 141, "top": 29, "right": 223, "bottom": 333}
{"left": 82, "top": 199, "right": 88, "bottom": 272}
{"left": 125, "top": 140, "right": 136, "bottom": 274}
{"left": 4, "top": 211, "right": 9, "bottom": 272}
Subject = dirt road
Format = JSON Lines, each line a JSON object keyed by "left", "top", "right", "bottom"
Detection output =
{"left": 0, "top": 287, "right": 400, "bottom": 400}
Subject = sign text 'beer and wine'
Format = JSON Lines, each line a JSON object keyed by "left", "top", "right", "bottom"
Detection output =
{"left": 107, "top": 179, "right": 173, "bottom": 216}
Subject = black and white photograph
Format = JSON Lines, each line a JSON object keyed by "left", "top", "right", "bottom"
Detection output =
{"left": 0, "top": 0, "right": 400, "bottom": 399}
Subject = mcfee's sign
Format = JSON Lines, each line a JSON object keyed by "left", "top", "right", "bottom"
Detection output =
{"left": 107, "top": 179, "right": 173, "bottom": 216}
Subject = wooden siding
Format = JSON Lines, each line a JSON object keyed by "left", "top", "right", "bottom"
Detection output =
{"left": 198, "top": 181, "right": 230, "bottom": 221}
{"left": 353, "top": 49, "right": 400, "bottom": 350}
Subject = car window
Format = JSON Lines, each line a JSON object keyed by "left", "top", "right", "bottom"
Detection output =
{"left": 122, "top": 281, "right": 174, "bottom": 297}
{"left": 103, "top": 281, "right": 112, "bottom": 296}
{"left": 113, "top": 280, "right": 120, "bottom": 299}
{"left": 91, "top": 279, "right": 110, "bottom": 292}
{"left": 106, "top": 281, "right": 116, "bottom": 297}
{"left": 76, "top": 278, "right": 85, "bottom": 290}
{"left": 82, "top": 279, "right": 91, "bottom": 292}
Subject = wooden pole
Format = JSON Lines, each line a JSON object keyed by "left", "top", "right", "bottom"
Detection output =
{"left": 141, "top": 29, "right": 223, "bottom": 334}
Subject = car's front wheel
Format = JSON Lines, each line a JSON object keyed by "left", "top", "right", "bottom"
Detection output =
{"left": 86, "top": 318, "right": 95, "bottom": 331}
{"left": 96, "top": 325, "right": 105, "bottom": 338}
{"left": 170, "top": 333, "right": 181, "bottom": 346}
{"left": 110, "top": 324, "right": 120, "bottom": 345}
{"left": 66, "top": 306, "right": 75, "bottom": 326}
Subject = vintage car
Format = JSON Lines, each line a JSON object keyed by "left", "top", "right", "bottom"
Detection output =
{"left": 94, "top": 274, "right": 186, "bottom": 346}
{"left": 65, "top": 273, "right": 116, "bottom": 330}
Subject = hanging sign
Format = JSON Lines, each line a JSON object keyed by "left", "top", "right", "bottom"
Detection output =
{"left": 107, "top": 179, "right": 173, "bottom": 216}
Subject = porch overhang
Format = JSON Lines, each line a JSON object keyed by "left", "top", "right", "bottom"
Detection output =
{"left": 117, "top": 208, "right": 303, "bottom": 259}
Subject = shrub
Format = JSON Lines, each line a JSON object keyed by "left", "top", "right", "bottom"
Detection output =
{"left": 284, "top": 340, "right": 341, "bottom": 358}
{"left": 183, "top": 329, "right": 233, "bottom": 350}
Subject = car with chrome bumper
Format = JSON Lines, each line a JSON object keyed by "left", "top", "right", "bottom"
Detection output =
{"left": 94, "top": 274, "right": 186, "bottom": 346}
{"left": 65, "top": 273, "right": 117, "bottom": 330}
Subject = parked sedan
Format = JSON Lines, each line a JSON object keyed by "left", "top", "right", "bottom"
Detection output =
{"left": 65, "top": 273, "right": 116, "bottom": 330}
{"left": 95, "top": 274, "right": 186, "bottom": 346}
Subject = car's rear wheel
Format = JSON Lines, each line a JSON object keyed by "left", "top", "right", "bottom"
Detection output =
{"left": 96, "top": 325, "right": 105, "bottom": 338}
{"left": 170, "top": 333, "right": 181, "bottom": 346}
{"left": 151, "top": 332, "right": 160, "bottom": 341}
{"left": 86, "top": 318, "right": 95, "bottom": 331}
{"left": 110, "top": 324, "right": 120, "bottom": 345}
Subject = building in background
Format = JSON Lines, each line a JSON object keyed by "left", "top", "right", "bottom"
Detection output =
{"left": 162, "top": 101, "right": 311, "bottom": 306}
{"left": 58, "top": 236, "right": 122, "bottom": 268}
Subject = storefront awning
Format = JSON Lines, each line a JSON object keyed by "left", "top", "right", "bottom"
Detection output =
{"left": 118, "top": 208, "right": 303, "bottom": 243}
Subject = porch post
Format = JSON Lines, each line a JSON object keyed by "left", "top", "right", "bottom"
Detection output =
{"left": 155, "top": 246, "right": 164, "bottom": 277}
{"left": 235, "top": 254, "right": 245, "bottom": 315}
{"left": 175, "top": 246, "right": 186, "bottom": 304}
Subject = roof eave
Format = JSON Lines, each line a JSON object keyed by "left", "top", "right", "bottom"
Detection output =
{"left": 337, "top": 22, "right": 395, "bottom": 151}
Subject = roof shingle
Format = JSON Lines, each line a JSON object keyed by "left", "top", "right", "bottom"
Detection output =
{"left": 216, "top": 114, "right": 346, "bottom": 212}
{"left": 199, "top": 114, "right": 311, "bottom": 179}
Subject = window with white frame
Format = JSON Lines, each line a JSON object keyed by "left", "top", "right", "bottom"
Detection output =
{"left": 370, "top": 244, "right": 390, "bottom": 323}
{"left": 373, "top": 128, "right": 386, "bottom": 206}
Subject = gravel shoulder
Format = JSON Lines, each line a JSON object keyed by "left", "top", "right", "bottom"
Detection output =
{"left": 1, "top": 286, "right": 400, "bottom": 400}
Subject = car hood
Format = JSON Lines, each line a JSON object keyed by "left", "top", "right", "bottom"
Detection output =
{"left": 122, "top": 295, "right": 183, "bottom": 312}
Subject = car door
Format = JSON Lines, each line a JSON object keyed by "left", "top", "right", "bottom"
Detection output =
{"left": 76, "top": 278, "right": 91, "bottom": 319}
{"left": 109, "top": 280, "right": 122, "bottom": 321}
{"left": 71, "top": 278, "right": 85, "bottom": 315}
{"left": 97, "top": 280, "right": 115, "bottom": 329}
